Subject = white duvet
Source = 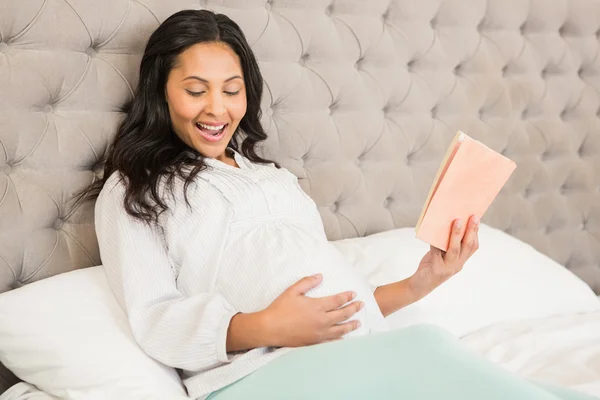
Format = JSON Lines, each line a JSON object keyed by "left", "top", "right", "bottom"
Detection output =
{"left": 461, "top": 311, "right": 600, "bottom": 397}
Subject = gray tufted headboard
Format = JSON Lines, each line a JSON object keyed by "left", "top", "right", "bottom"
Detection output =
{"left": 0, "top": 0, "right": 599, "bottom": 386}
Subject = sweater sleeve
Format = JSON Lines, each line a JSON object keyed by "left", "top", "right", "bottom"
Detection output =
{"left": 94, "top": 177, "right": 237, "bottom": 373}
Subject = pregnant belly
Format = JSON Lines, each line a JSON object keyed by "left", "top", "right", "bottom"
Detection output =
{"left": 216, "top": 221, "right": 387, "bottom": 336}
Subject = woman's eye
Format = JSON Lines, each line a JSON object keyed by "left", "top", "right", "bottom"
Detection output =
{"left": 224, "top": 90, "right": 240, "bottom": 96}
{"left": 186, "top": 90, "right": 204, "bottom": 97}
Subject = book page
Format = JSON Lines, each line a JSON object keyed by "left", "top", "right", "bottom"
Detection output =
{"left": 416, "top": 131, "right": 466, "bottom": 231}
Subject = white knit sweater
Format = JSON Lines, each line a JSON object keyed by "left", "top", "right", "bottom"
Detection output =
{"left": 94, "top": 150, "right": 389, "bottom": 399}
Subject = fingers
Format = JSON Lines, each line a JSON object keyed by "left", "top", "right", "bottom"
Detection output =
{"left": 326, "top": 320, "right": 362, "bottom": 340}
{"left": 289, "top": 274, "right": 323, "bottom": 295}
{"left": 326, "top": 301, "right": 364, "bottom": 325}
{"left": 430, "top": 245, "right": 444, "bottom": 257}
{"left": 445, "top": 218, "right": 464, "bottom": 263}
{"left": 461, "top": 215, "right": 480, "bottom": 257}
{"left": 317, "top": 291, "right": 357, "bottom": 311}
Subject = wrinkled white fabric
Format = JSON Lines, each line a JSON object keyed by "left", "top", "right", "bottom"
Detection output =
{"left": 462, "top": 311, "right": 600, "bottom": 398}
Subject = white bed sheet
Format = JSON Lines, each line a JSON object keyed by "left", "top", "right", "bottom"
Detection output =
{"left": 460, "top": 311, "right": 600, "bottom": 398}
{"left": 0, "top": 383, "right": 57, "bottom": 400}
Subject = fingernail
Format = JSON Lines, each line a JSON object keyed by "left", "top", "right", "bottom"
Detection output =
{"left": 314, "top": 273, "right": 322, "bottom": 280}
{"left": 351, "top": 292, "right": 357, "bottom": 299}
{"left": 358, "top": 301, "right": 364, "bottom": 310}
{"left": 356, "top": 321, "right": 362, "bottom": 328}
{"left": 455, "top": 219, "right": 463, "bottom": 231}
{"left": 473, "top": 215, "right": 480, "bottom": 225}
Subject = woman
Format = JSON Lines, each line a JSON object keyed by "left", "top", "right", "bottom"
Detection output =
{"left": 92, "top": 9, "right": 595, "bottom": 400}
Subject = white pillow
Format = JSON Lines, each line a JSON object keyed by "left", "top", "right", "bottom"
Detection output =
{"left": 0, "top": 267, "right": 190, "bottom": 400}
{"left": 331, "top": 224, "right": 600, "bottom": 337}
{"left": 0, "top": 382, "right": 58, "bottom": 400}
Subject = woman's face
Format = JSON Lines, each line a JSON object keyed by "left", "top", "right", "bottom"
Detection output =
{"left": 165, "top": 42, "right": 247, "bottom": 162}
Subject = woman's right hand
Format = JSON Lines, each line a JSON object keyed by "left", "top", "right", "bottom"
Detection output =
{"left": 261, "top": 274, "right": 364, "bottom": 347}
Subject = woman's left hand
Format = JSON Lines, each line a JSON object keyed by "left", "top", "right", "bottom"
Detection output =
{"left": 408, "top": 215, "right": 480, "bottom": 300}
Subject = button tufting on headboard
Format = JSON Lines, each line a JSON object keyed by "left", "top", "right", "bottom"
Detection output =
{"left": 92, "top": 162, "right": 104, "bottom": 176}
{"left": 325, "top": 3, "right": 334, "bottom": 16}
{"left": 558, "top": 25, "right": 567, "bottom": 36}
{"left": 453, "top": 64, "right": 462, "bottom": 76}
{"left": 85, "top": 47, "right": 97, "bottom": 57}
{"left": 53, "top": 219, "right": 64, "bottom": 230}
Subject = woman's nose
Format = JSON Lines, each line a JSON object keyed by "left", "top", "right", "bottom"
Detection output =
{"left": 206, "top": 92, "right": 226, "bottom": 116}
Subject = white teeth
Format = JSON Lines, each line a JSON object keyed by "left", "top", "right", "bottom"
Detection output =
{"left": 197, "top": 123, "right": 225, "bottom": 131}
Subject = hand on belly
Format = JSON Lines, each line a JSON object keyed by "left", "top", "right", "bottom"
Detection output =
{"left": 256, "top": 273, "right": 367, "bottom": 347}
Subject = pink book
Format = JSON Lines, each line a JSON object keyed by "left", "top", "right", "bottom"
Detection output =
{"left": 415, "top": 131, "right": 517, "bottom": 251}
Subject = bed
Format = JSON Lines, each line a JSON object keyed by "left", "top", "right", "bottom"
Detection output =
{"left": 0, "top": 0, "right": 599, "bottom": 399}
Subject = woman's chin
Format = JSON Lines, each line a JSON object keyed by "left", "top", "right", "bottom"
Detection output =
{"left": 191, "top": 143, "right": 230, "bottom": 161}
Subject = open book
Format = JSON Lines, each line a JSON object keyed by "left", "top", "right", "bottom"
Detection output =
{"left": 415, "top": 131, "right": 517, "bottom": 251}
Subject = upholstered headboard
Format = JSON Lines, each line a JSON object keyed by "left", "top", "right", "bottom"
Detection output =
{"left": 1, "top": 0, "right": 599, "bottom": 341}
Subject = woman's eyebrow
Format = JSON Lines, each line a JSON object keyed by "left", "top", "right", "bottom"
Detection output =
{"left": 182, "top": 75, "right": 243, "bottom": 83}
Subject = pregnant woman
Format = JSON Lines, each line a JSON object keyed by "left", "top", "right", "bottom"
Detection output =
{"left": 92, "top": 9, "right": 596, "bottom": 400}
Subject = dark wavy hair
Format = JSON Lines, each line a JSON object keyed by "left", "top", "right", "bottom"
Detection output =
{"left": 81, "top": 9, "right": 277, "bottom": 224}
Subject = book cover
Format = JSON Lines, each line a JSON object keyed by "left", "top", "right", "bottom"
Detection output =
{"left": 415, "top": 131, "right": 517, "bottom": 251}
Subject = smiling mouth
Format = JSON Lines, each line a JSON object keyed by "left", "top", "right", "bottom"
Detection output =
{"left": 195, "top": 122, "right": 228, "bottom": 142}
